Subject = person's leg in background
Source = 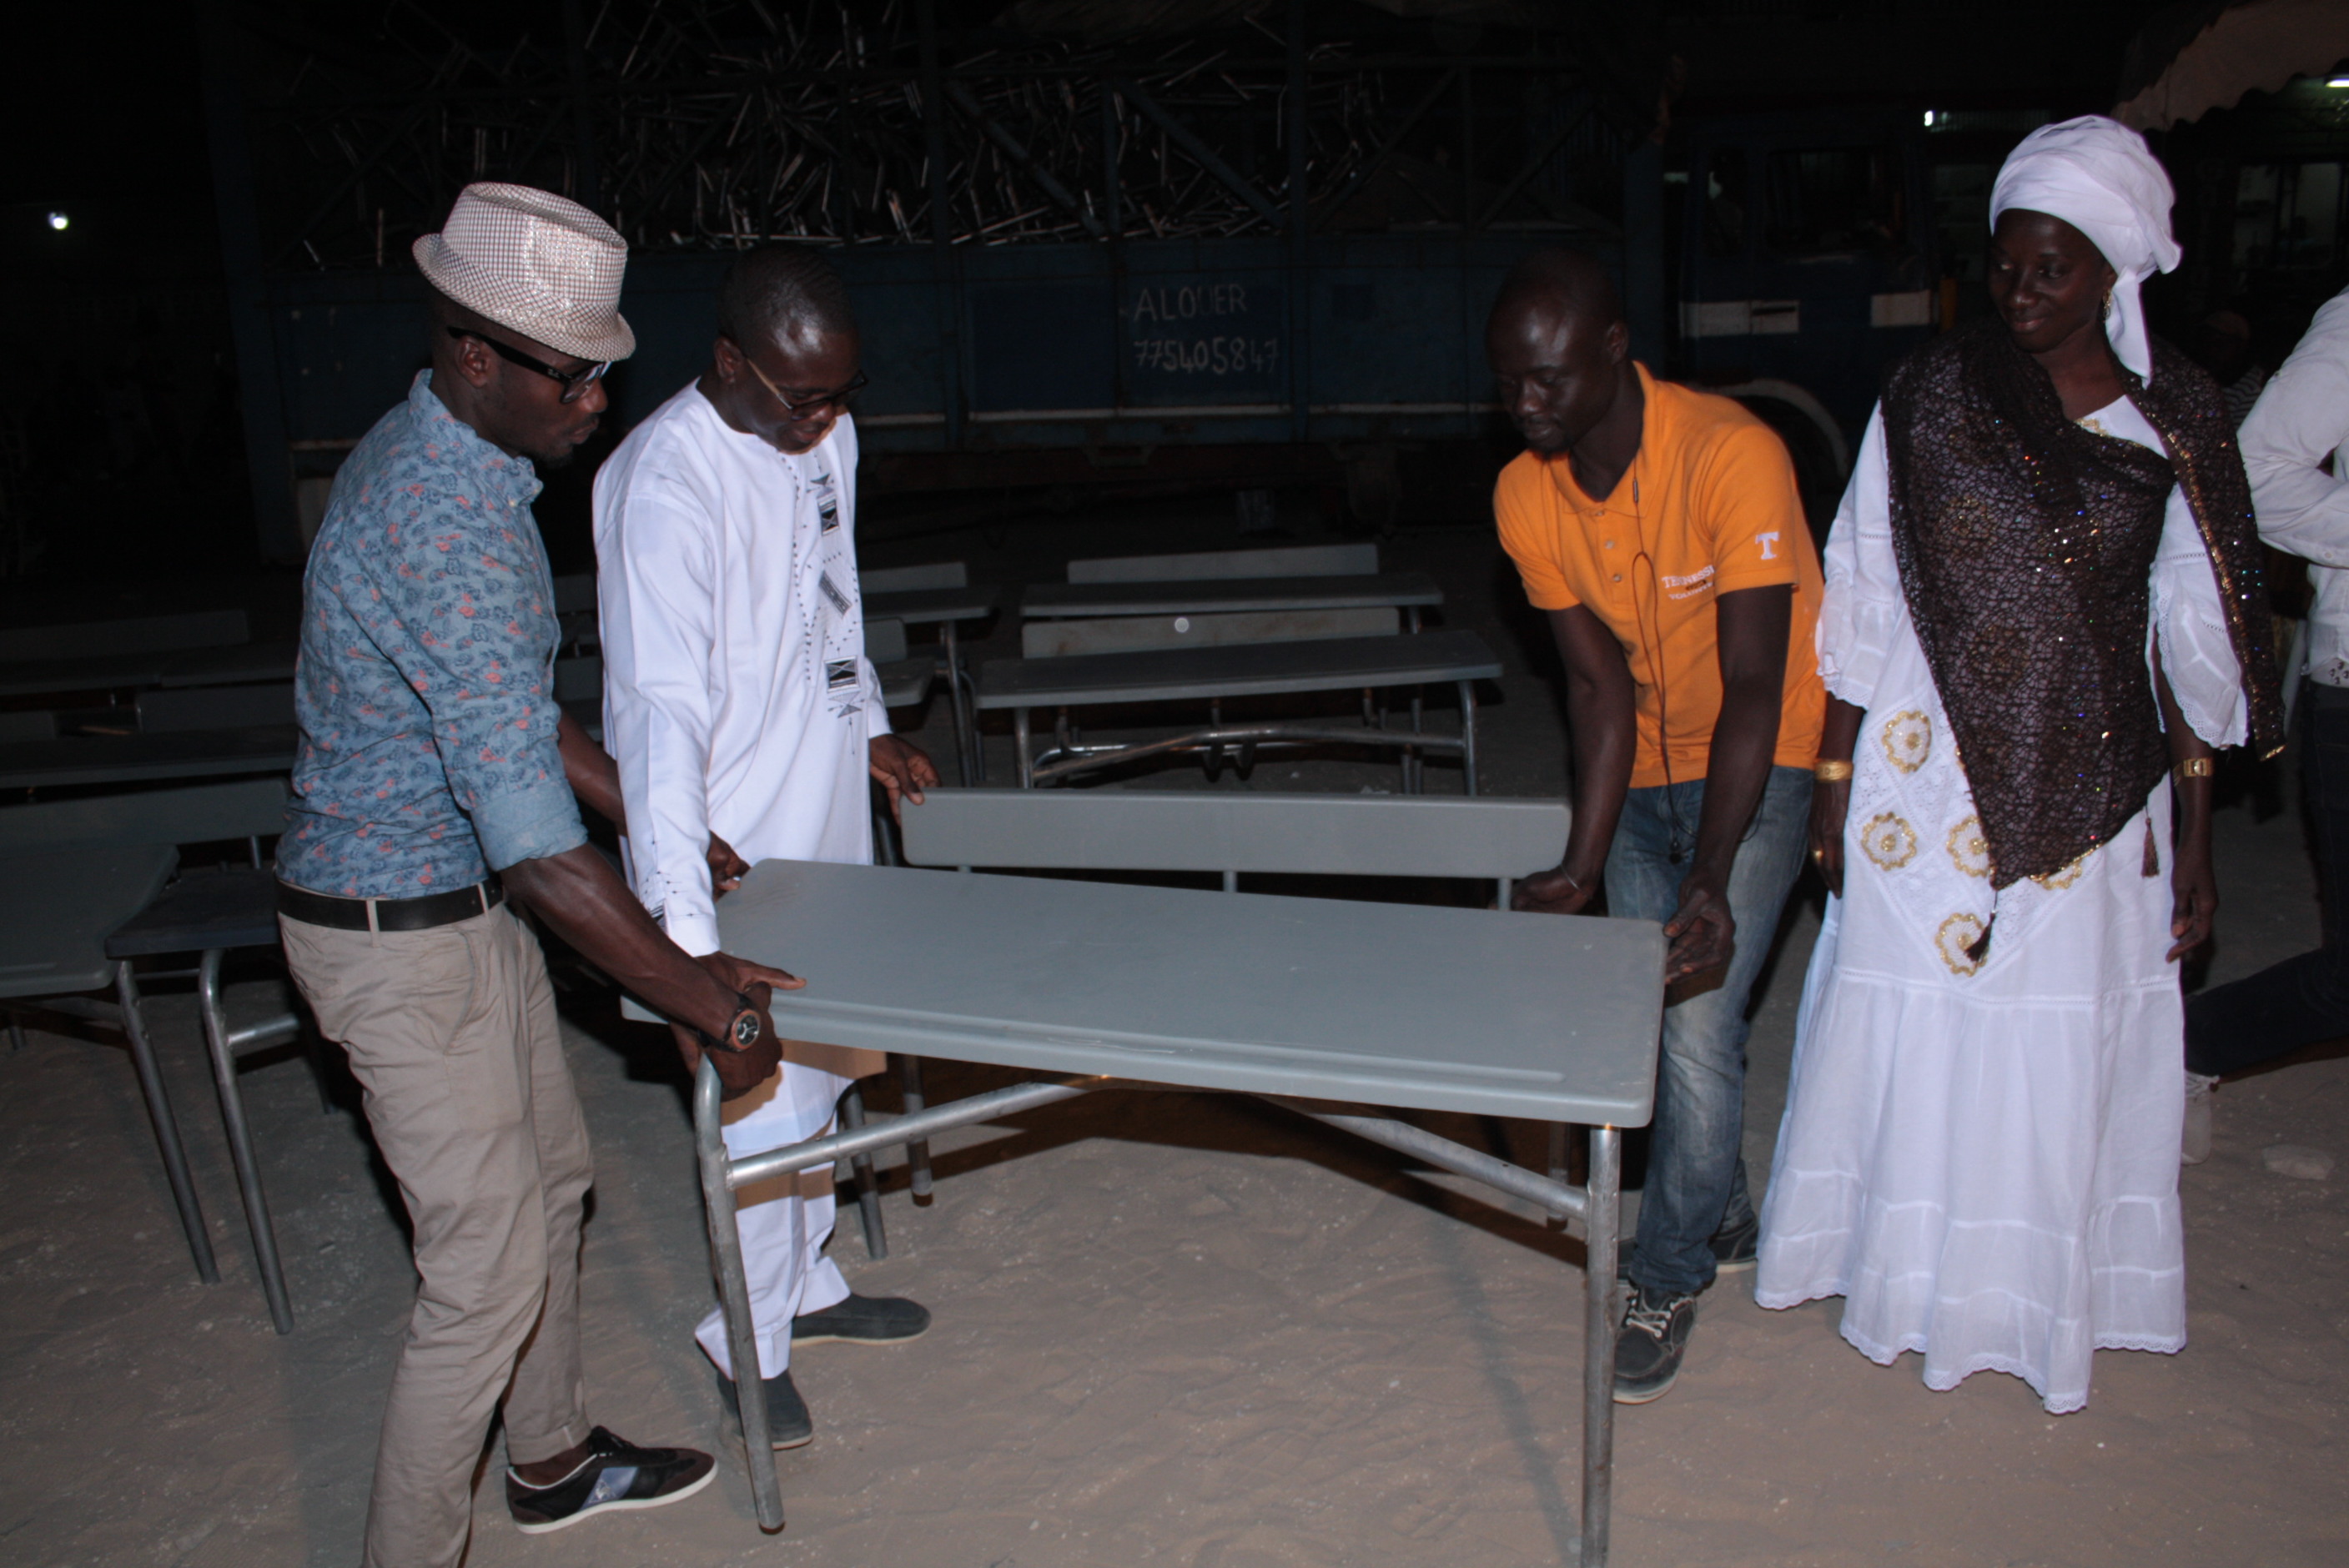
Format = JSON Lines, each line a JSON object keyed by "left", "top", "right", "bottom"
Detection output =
{"left": 2188, "top": 683, "right": 2349, "bottom": 1076}
{"left": 1603, "top": 766, "right": 1813, "bottom": 1400}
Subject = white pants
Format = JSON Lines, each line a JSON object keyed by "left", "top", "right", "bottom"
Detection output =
{"left": 696, "top": 1059, "right": 854, "bottom": 1380}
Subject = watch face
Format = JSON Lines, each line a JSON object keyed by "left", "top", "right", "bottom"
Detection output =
{"left": 731, "top": 1010, "right": 762, "bottom": 1049}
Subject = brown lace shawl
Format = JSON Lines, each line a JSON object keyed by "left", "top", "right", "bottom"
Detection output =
{"left": 1879, "top": 319, "right": 2283, "bottom": 889}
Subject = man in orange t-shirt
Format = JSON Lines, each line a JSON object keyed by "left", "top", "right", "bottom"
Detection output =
{"left": 1487, "top": 249, "right": 1825, "bottom": 1406}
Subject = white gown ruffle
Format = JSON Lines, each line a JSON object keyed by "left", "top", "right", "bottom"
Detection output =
{"left": 1754, "top": 399, "right": 2246, "bottom": 1414}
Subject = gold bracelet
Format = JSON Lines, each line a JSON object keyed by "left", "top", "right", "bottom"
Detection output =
{"left": 1813, "top": 760, "right": 1854, "bottom": 782}
{"left": 2175, "top": 757, "right": 2213, "bottom": 779}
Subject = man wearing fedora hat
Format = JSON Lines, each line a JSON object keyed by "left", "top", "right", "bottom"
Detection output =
{"left": 277, "top": 183, "right": 787, "bottom": 1564}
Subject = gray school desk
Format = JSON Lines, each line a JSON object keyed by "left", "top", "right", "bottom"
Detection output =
{"left": 694, "top": 857, "right": 1662, "bottom": 1565}
{"left": 975, "top": 629, "right": 1501, "bottom": 790}
{"left": 862, "top": 584, "right": 998, "bottom": 786}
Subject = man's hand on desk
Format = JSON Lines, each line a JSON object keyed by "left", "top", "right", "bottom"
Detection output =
{"left": 672, "top": 951, "right": 802, "bottom": 1100}
{"left": 869, "top": 732, "right": 939, "bottom": 822}
{"left": 1513, "top": 863, "right": 1599, "bottom": 916}
{"left": 707, "top": 832, "right": 750, "bottom": 897}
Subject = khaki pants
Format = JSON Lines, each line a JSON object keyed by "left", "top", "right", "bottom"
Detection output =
{"left": 280, "top": 902, "right": 592, "bottom": 1568}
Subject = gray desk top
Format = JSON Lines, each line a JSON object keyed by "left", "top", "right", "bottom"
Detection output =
{"left": 0, "top": 844, "right": 177, "bottom": 999}
{"left": 977, "top": 630, "right": 1500, "bottom": 710}
{"left": 863, "top": 585, "right": 999, "bottom": 626}
{"left": 719, "top": 858, "right": 1661, "bottom": 1125}
{"left": 1021, "top": 572, "right": 1443, "bottom": 620}
{"left": 158, "top": 641, "right": 300, "bottom": 689}
{"left": 0, "top": 726, "right": 299, "bottom": 790}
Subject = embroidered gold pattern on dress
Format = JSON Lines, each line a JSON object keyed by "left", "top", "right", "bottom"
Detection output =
{"left": 1946, "top": 814, "right": 1992, "bottom": 878}
{"left": 1936, "top": 912, "right": 1987, "bottom": 976}
{"left": 2030, "top": 847, "right": 2094, "bottom": 890}
{"left": 1860, "top": 812, "right": 1919, "bottom": 871}
{"left": 1881, "top": 710, "right": 1932, "bottom": 773}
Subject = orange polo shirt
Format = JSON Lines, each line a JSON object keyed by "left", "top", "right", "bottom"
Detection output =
{"left": 1494, "top": 364, "right": 1824, "bottom": 789}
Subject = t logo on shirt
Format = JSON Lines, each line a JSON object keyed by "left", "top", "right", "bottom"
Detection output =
{"left": 1757, "top": 530, "right": 1782, "bottom": 560}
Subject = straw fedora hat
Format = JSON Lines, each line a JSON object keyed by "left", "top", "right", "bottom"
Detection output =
{"left": 413, "top": 182, "right": 636, "bottom": 363}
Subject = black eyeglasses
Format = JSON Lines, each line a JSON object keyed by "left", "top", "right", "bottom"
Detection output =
{"left": 446, "top": 326, "right": 611, "bottom": 404}
{"left": 724, "top": 338, "right": 868, "bottom": 418}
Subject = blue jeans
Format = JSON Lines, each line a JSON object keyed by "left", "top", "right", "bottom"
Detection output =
{"left": 1606, "top": 765, "right": 1813, "bottom": 1298}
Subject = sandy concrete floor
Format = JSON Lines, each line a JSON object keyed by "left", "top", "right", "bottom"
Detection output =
{"left": 3, "top": 514, "right": 2344, "bottom": 1566}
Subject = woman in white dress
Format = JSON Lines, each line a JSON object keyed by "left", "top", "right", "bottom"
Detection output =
{"left": 1753, "top": 117, "right": 2284, "bottom": 1415}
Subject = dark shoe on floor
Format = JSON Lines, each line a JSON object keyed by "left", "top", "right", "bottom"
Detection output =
{"left": 792, "top": 1292, "right": 932, "bottom": 1347}
{"left": 506, "top": 1426, "right": 715, "bottom": 1534}
{"left": 1710, "top": 1209, "right": 1760, "bottom": 1274}
{"left": 716, "top": 1367, "right": 816, "bottom": 1450}
{"left": 1613, "top": 1284, "right": 1698, "bottom": 1405}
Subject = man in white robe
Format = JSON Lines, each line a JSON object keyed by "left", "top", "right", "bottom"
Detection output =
{"left": 594, "top": 244, "right": 939, "bottom": 1449}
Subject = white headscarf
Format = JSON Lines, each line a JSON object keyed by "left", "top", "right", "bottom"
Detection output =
{"left": 1989, "top": 114, "right": 2181, "bottom": 382}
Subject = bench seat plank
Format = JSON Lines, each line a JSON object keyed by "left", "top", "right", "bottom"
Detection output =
{"left": 863, "top": 585, "right": 998, "bottom": 626}
{"left": 1022, "top": 571, "right": 1441, "bottom": 620}
{"left": 0, "top": 726, "right": 300, "bottom": 790}
{"left": 976, "top": 630, "right": 1499, "bottom": 711}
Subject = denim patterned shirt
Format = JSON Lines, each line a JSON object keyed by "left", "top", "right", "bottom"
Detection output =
{"left": 278, "top": 370, "right": 586, "bottom": 897}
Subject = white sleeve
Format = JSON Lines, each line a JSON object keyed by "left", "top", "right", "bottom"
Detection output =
{"left": 2244, "top": 289, "right": 2349, "bottom": 567}
{"left": 1815, "top": 406, "right": 1909, "bottom": 711}
{"left": 2150, "top": 484, "right": 2250, "bottom": 748}
{"left": 597, "top": 481, "right": 726, "bottom": 958}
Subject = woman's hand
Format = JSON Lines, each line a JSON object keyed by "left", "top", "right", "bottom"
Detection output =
{"left": 1809, "top": 777, "right": 1851, "bottom": 898}
{"left": 2168, "top": 835, "right": 2218, "bottom": 962}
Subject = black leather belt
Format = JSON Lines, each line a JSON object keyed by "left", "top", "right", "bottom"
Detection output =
{"left": 277, "top": 877, "right": 505, "bottom": 932}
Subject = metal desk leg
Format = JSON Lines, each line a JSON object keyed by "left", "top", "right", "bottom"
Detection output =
{"left": 943, "top": 622, "right": 976, "bottom": 787}
{"left": 1014, "top": 706, "right": 1034, "bottom": 788}
{"left": 839, "top": 1085, "right": 888, "bottom": 1259}
{"left": 1457, "top": 680, "right": 1480, "bottom": 797}
{"left": 1582, "top": 1123, "right": 1622, "bottom": 1568}
{"left": 116, "top": 961, "right": 219, "bottom": 1284}
{"left": 197, "top": 949, "right": 294, "bottom": 1334}
{"left": 695, "top": 1058, "right": 786, "bottom": 1532}
{"left": 899, "top": 1056, "right": 935, "bottom": 1200}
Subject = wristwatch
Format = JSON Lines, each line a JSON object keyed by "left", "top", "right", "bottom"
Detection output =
{"left": 695, "top": 991, "right": 765, "bottom": 1054}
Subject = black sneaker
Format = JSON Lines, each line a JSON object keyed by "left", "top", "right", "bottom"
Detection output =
{"left": 1711, "top": 1210, "right": 1760, "bottom": 1274}
{"left": 506, "top": 1426, "right": 715, "bottom": 1535}
{"left": 792, "top": 1292, "right": 932, "bottom": 1347}
{"left": 1612, "top": 1284, "right": 1698, "bottom": 1405}
{"left": 716, "top": 1366, "right": 816, "bottom": 1450}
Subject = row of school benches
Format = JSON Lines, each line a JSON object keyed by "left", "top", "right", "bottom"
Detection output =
{"left": 0, "top": 539, "right": 1508, "bottom": 1340}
